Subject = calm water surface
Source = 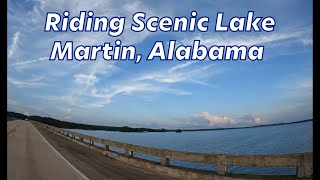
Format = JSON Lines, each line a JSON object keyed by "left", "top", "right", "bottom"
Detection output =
{"left": 69, "top": 121, "right": 312, "bottom": 175}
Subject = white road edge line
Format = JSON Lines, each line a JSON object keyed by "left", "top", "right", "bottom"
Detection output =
{"left": 29, "top": 122, "right": 90, "bottom": 180}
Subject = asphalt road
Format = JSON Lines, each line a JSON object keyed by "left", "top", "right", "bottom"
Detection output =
{"left": 7, "top": 120, "right": 87, "bottom": 180}
{"left": 7, "top": 120, "right": 178, "bottom": 180}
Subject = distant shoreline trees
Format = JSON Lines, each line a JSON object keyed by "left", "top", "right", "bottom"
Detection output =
{"left": 7, "top": 111, "right": 168, "bottom": 132}
{"left": 7, "top": 111, "right": 312, "bottom": 133}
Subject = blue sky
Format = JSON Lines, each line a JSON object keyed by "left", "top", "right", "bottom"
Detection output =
{"left": 8, "top": 0, "right": 312, "bottom": 129}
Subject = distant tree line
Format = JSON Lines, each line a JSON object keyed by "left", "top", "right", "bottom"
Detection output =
{"left": 7, "top": 111, "right": 167, "bottom": 132}
{"left": 7, "top": 111, "right": 29, "bottom": 120}
{"left": 7, "top": 111, "right": 312, "bottom": 133}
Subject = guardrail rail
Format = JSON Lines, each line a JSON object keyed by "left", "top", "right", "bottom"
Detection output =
{"left": 33, "top": 121, "right": 313, "bottom": 180}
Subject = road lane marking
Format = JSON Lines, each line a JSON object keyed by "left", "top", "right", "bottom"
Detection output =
{"left": 7, "top": 124, "right": 20, "bottom": 137}
{"left": 8, "top": 130, "right": 14, "bottom": 137}
{"left": 29, "top": 122, "right": 90, "bottom": 180}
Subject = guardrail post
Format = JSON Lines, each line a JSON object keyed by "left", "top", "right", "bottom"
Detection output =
{"left": 160, "top": 157, "right": 170, "bottom": 166}
{"left": 297, "top": 153, "right": 313, "bottom": 178}
{"left": 103, "top": 145, "right": 109, "bottom": 156}
{"left": 217, "top": 155, "right": 227, "bottom": 175}
{"left": 125, "top": 149, "right": 133, "bottom": 157}
{"left": 304, "top": 153, "right": 313, "bottom": 178}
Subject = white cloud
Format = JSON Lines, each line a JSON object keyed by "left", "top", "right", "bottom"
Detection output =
{"left": 192, "top": 112, "right": 235, "bottom": 127}
{"left": 8, "top": 56, "right": 76, "bottom": 79}
{"left": 136, "top": 61, "right": 222, "bottom": 86}
{"left": 8, "top": 99, "right": 18, "bottom": 106}
{"left": 254, "top": 117, "right": 264, "bottom": 124}
{"left": 180, "top": 27, "right": 311, "bottom": 47}
{"left": 8, "top": 76, "right": 46, "bottom": 88}
{"left": 238, "top": 114, "right": 265, "bottom": 125}
{"left": 84, "top": 61, "right": 221, "bottom": 106}
{"left": 8, "top": 32, "right": 20, "bottom": 58}
{"left": 87, "top": 82, "right": 191, "bottom": 107}
{"left": 72, "top": 60, "right": 118, "bottom": 87}
{"left": 10, "top": 57, "right": 48, "bottom": 67}
{"left": 74, "top": 74, "right": 98, "bottom": 86}
{"left": 51, "top": 61, "right": 213, "bottom": 108}
{"left": 41, "top": 71, "right": 194, "bottom": 108}
{"left": 188, "top": 112, "right": 265, "bottom": 128}
{"left": 302, "top": 38, "right": 312, "bottom": 46}
{"left": 110, "top": 83, "right": 192, "bottom": 96}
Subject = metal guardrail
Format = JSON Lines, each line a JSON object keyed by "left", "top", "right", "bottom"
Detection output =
{"left": 34, "top": 121, "right": 313, "bottom": 179}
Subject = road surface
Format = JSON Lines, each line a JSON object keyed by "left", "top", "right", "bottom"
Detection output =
{"left": 7, "top": 120, "right": 178, "bottom": 180}
{"left": 7, "top": 120, "right": 87, "bottom": 180}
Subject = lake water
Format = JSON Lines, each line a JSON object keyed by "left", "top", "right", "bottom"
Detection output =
{"left": 68, "top": 121, "right": 313, "bottom": 176}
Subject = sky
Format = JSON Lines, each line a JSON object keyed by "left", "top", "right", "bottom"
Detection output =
{"left": 7, "top": 0, "right": 313, "bottom": 129}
